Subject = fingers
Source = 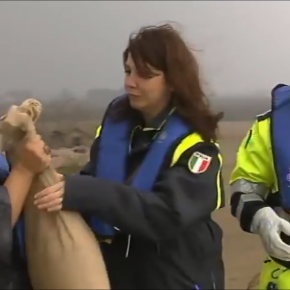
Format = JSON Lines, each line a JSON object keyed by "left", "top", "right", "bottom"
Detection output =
{"left": 24, "top": 135, "right": 50, "bottom": 160}
{"left": 26, "top": 134, "right": 41, "bottom": 146}
{"left": 34, "top": 187, "right": 64, "bottom": 211}
{"left": 34, "top": 182, "right": 64, "bottom": 199}
{"left": 35, "top": 190, "right": 63, "bottom": 207}
{"left": 57, "top": 173, "right": 64, "bottom": 182}
{"left": 47, "top": 204, "right": 63, "bottom": 212}
{"left": 33, "top": 134, "right": 41, "bottom": 142}
{"left": 43, "top": 145, "right": 51, "bottom": 155}
{"left": 36, "top": 193, "right": 63, "bottom": 211}
{"left": 26, "top": 135, "right": 46, "bottom": 153}
{"left": 280, "top": 219, "right": 290, "bottom": 236}
{"left": 269, "top": 233, "right": 290, "bottom": 261}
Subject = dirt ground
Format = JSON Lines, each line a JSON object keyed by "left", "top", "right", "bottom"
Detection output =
{"left": 214, "top": 122, "right": 265, "bottom": 289}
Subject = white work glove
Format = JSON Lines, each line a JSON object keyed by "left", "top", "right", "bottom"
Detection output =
{"left": 251, "top": 207, "right": 290, "bottom": 261}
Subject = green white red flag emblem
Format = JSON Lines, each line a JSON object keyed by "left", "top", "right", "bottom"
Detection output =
{"left": 188, "top": 151, "right": 212, "bottom": 174}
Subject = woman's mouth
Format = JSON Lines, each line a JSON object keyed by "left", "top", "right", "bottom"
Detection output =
{"left": 128, "top": 93, "right": 140, "bottom": 98}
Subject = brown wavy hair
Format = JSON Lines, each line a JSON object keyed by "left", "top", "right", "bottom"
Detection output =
{"left": 113, "top": 23, "right": 223, "bottom": 142}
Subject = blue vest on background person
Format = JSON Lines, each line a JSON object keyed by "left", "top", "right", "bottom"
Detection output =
{"left": 271, "top": 84, "right": 290, "bottom": 211}
{"left": 0, "top": 152, "right": 9, "bottom": 180}
{"left": 0, "top": 152, "right": 26, "bottom": 258}
{"left": 89, "top": 95, "right": 191, "bottom": 238}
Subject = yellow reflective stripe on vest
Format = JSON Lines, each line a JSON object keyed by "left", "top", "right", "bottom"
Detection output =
{"left": 171, "top": 132, "right": 222, "bottom": 210}
{"left": 95, "top": 125, "right": 102, "bottom": 138}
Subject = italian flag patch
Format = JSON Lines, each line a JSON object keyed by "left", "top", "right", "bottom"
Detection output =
{"left": 188, "top": 151, "right": 212, "bottom": 174}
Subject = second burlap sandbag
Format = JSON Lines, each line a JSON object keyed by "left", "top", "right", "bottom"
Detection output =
{"left": 0, "top": 99, "right": 110, "bottom": 290}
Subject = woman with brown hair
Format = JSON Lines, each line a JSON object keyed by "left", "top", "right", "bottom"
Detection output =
{"left": 33, "top": 23, "right": 225, "bottom": 289}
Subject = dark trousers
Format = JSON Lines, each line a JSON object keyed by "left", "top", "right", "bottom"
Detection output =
{"left": 101, "top": 237, "right": 225, "bottom": 290}
{"left": 101, "top": 238, "right": 135, "bottom": 289}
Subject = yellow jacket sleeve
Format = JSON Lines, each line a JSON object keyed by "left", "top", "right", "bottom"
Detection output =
{"left": 230, "top": 117, "right": 274, "bottom": 187}
{"left": 230, "top": 114, "right": 276, "bottom": 233}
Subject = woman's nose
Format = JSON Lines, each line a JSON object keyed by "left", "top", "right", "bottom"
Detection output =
{"left": 125, "top": 75, "right": 137, "bottom": 88}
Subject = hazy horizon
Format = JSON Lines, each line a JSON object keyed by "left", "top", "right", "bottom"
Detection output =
{"left": 1, "top": 1, "right": 290, "bottom": 98}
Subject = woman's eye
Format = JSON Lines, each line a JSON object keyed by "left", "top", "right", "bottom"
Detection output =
{"left": 124, "top": 70, "right": 131, "bottom": 75}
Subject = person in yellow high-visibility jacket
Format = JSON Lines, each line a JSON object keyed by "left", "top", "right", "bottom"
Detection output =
{"left": 230, "top": 84, "right": 290, "bottom": 290}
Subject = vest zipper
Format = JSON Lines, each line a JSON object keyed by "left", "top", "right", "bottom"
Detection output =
{"left": 211, "top": 271, "right": 216, "bottom": 290}
{"left": 125, "top": 235, "right": 131, "bottom": 258}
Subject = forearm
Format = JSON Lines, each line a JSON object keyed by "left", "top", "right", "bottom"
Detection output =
{"left": 4, "top": 166, "right": 34, "bottom": 226}
{"left": 62, "top": 175, "right": 163, "bottom": 240}
{"left": 0, "top": 186, "right": 12, "bottom": 266}
{"left": 79, "top": 162, "right": 93, "bottom": 176}
{"left": 61, "top": 143, "right": 223, "bottom": 240}
{"left": 62, "top": 171, "right": 219, "bottom": 241}
{"left": 230, "top": 179, "right": 269, "bottom": 233}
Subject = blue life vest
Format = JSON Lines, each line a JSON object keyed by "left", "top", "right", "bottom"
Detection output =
{"left": 0, "top": 152, "right": 9, "bottom": 179}
{"left": 89, "top": 96, "right": 191, "bottom": 238}
{"left": 14, "top": 217, "right": 26, "bottom": 258}
{"left": 271, "top": 84, "right": 290, "bottom": 210}
{"left": 0, "top": 152, "right": 26, "bottom": 258}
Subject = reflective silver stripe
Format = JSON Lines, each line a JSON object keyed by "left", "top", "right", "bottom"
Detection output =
{"left": 231, "top": 179, "right": 269, "bottom": 220}
{"left": 256, "top": 109, "right": 271, "bottom": 119}
{"left": 231, "top": 179, "right": 269, "bottom": 199}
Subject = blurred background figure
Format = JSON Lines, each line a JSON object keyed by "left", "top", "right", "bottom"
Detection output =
{"left": 0, "top": 137, "right": 50, "bottom": 289}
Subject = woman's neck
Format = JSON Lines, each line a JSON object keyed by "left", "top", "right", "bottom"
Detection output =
{"left": 142, "top": 103, "right": 170, "bottom": 126}
{"left": 142, "top": 112, "right": 158, "bottom": 126}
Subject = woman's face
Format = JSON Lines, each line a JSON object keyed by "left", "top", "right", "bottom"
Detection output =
{"left": 124, "top": 53, "right": 171, "bottom": 115}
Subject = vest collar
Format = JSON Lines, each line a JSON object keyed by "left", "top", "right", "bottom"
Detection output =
{"left": 136, "top": 105, "right": 175, "bottom": 131}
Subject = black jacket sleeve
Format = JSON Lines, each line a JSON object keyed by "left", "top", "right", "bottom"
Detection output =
{"left": 0, "top": 183, "right": 12, "bottom": 266}
{"left": 78, "top": 136, "right": 98, "bottom": 176}
{"left": 63, "top": 142, "right": 224, "bottom": 241}
{"left": 79, "top": 162, "right": 93, "bottom": 176}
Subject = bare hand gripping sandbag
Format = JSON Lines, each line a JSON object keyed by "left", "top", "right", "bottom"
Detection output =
{"left": 0, "top": 99, "right": 110, "bottom": 290}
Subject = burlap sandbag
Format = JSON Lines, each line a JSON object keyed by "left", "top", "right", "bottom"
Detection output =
{"left": 0, "top": 99, "right": 110, "bottom": 290}
{"left": 247, "top": 273, "right": 260, "bottom": 289}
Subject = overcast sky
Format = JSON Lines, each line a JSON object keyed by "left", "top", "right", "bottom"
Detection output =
{"left": 1, "top": 1, "right": 290, "bottom": 97}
